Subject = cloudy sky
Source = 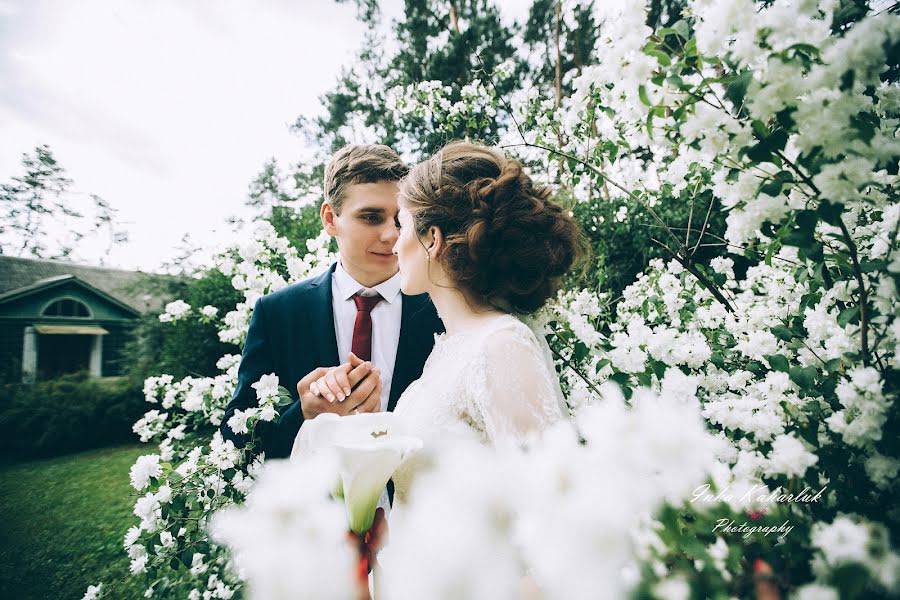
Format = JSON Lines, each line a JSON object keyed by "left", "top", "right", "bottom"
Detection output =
{"left": 0, "top": 0, "right": 387, "bottom": 270}
{"left": 1, "top": 0, "right": 535, "bottom": 272}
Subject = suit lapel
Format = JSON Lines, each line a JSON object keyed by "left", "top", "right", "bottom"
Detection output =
{"left": 309, "top": 263, "right": 340, "bottom": 368}
{"left": 388, "top": 292, "right": 432, "bottom": 412}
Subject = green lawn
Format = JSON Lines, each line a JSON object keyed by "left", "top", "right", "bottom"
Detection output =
{"left": 0, "top": 444, "right": 150, "bottom": 599}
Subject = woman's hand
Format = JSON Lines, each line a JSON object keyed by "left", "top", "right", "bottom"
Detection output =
{"left": 309, "top": 352, "right": 382, "bottom": 415}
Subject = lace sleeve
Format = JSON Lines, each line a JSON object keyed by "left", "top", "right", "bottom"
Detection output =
{"left": 466, "top": 323, "right": 563, "bottom": 448}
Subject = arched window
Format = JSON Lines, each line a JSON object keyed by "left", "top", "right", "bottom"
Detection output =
{"left": 42, "top": 298, "right": 91, "bottom": 318}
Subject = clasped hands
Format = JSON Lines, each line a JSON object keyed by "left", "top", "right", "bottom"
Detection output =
{"left": 299, "top": 352, "right": 382, "bottom": 421}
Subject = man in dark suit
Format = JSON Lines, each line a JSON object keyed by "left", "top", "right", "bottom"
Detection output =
{"left": 221, "top": 144, "right": 443, "bottom": 459}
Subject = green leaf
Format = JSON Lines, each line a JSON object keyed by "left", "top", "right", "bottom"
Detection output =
{"left": 849, "top": 112, "right": 879, "bottom": 143}
{"left": 831, "top": 562, "right": 870, "bottom": 598}
{"left": 681, "top": 536, "right": 708, "bottom": 559}
{"left": 859, "top": 260, "right": 885, "bottom": 273}
{"left": 609, "top": 371, "right": 632, "bottom": 390}
{"left": 645, "top": 47, "right": 671, "bottom": 66}
{"left": 638, "top": 85, "right": 652, "bottom": 106}
{"left": 746, "top": 141, "right": 773, "bottom": 163}
{"left": 656, "top": 26, "right": 677, "bottom": 39}
{"left": 789, "top": 365, "right": 818, "bottom": 390}
{"left": 782, "top": 209, "right": 818, "bottom": 250}
{"left": 666, "top": 74, "right": 686, "bottom": 89}
{"left": 801, "top": 241, "right": 824, "bottom": 263}
{"left": 771, "top": 325, "right": 794, "bottom": 342}
{"left": 774, "top": 108, "right": 796, "bottom": 130}
{"left": 594, "top": 359, "right": 611, "bottom": 374}
{"left": 672, "top": 19, "right": 690, "bottom": 40}
{"left": 839, "top": 69, "right": 856, "bottom": 91}
{"left": 837, "top": 306, "right": 859, "bottom": 327}
{"left": 650, "top": 359, "right": 667, "bottom": 380}
{"left": 798, "top": 423, "right": 818, "bottom": 446}
{"left": 761, "top": 220, "right": 780, "bottom": 238}
{"left": 824, "top": 358, "right": 843, "bottom": 372}
{"left": 816, "top": 200, "right": 844, "bottom": 226}
{"left": 759, "top": 179, "right": 784, "bottom": 197}
{"left": 751, "top": 119, "right": 768, "bottom": 138}
{"left": 766, "top": 354, "right": 790, "bottom": 373}
{"left": 748, "top": 127, "right": 790, "bottom": 162}
{"left": 684, "top": 38, "right": 697, "bottom": 57}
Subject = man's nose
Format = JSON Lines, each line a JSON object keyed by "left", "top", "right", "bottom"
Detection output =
{"left": 381, "top": 223, "right": 399, "bottom": 243}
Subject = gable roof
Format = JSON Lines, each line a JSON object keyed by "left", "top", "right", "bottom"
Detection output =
{"left": 0, "top": 256, "right": 178, "bottom": 314}
{"left": 0, "top": 273, "right": 142, "bottom": 317}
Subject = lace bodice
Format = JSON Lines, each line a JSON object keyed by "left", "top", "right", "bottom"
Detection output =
{"left": 391, "top": 313, "right": 563, "bottom": 506}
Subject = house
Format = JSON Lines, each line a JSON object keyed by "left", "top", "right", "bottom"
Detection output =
{"left": 0, "top": 256, "right": 172, "bottom": 382}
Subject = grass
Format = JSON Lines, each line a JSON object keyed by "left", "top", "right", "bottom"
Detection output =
{"left": 0, "top": 444, "right": 150, "bottom": 599}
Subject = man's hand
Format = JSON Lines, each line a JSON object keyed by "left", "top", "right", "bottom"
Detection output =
{"left": 300, "top": 354, "right": 382, "bottom": 420}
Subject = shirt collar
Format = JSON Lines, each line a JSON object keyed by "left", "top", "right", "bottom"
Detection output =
{"left": 334, "top": 260, "right": 402, "bottom": 304}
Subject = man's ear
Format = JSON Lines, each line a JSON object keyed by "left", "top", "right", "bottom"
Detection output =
{"left": 321, "top": 201, "right": 337, "bottom": 235}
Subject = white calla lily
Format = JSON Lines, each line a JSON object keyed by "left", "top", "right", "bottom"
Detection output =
{"left": 291, "top": 412, "right": 423, "bottom": 534}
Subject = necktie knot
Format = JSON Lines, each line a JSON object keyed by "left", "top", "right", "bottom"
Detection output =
{"left": 353, "top": 292, "right": 382, "bottom": 313}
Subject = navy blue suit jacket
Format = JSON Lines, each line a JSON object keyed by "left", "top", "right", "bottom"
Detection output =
{"left": 220, "top": 263, "right": 443, "bottom": 458}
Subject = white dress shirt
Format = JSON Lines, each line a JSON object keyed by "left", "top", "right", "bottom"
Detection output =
{"left": 331, "top": 260, "right": 403, "bottom": 411}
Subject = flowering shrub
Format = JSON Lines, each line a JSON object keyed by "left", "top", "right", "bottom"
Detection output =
{"left": 90, "top": 2, "right": 898, "bottom": 598}
{"left": 82, "top": 224, "right": 337, "bottom": 599}
{"left": 530, "top": 1, "right": 899, "bottom": 595}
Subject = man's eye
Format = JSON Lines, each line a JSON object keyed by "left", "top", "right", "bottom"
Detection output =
{"left": 362, "top": 215, "right": 382, "bottom": 223}
{"left": 394, "top": 219, "right": 402, "bottom": 230}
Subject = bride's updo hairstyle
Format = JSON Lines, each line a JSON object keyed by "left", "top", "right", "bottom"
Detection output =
{"left": 399, "top": 141, "right": 586, "bottom": 313}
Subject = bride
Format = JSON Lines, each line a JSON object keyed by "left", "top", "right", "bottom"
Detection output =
{"left": 385, "top": 140, "right": 585, "bottom": 503}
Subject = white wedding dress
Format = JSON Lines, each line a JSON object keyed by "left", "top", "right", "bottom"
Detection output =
{"left": 390, "top": 313, "right": 565, "bottom": 508}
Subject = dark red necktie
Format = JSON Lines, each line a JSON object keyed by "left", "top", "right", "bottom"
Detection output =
{"left": 351, "top": 293, "right": 382, "bottom": 361}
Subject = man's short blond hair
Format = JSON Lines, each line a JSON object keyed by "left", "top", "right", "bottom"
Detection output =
{"left": 323, "top": 144, "right": 408, "bottom": 214}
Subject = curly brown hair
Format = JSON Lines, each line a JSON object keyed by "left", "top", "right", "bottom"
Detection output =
{"left": 399, "top": 141, "right": 586, "bottom": 313}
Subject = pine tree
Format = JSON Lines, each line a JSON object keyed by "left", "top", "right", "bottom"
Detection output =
{"left": 298, "top": 0, "right": 524, "bottom": 157}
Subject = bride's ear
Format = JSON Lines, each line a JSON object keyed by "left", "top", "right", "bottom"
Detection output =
{"left": 427, "top": 226, "right": 444, "bottom": 260}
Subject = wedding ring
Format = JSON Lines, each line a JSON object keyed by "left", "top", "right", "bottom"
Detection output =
{"left": 352, "top": 409, "right": 360, "bottom": 415}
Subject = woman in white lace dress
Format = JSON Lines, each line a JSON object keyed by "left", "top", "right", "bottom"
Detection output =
{"left": 387, "top": 141, "right": 586, "bottom": 507}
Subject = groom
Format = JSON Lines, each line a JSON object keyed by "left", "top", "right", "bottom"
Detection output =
{"left": 220, "top": 144, "right": 443, "bottom": 459}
